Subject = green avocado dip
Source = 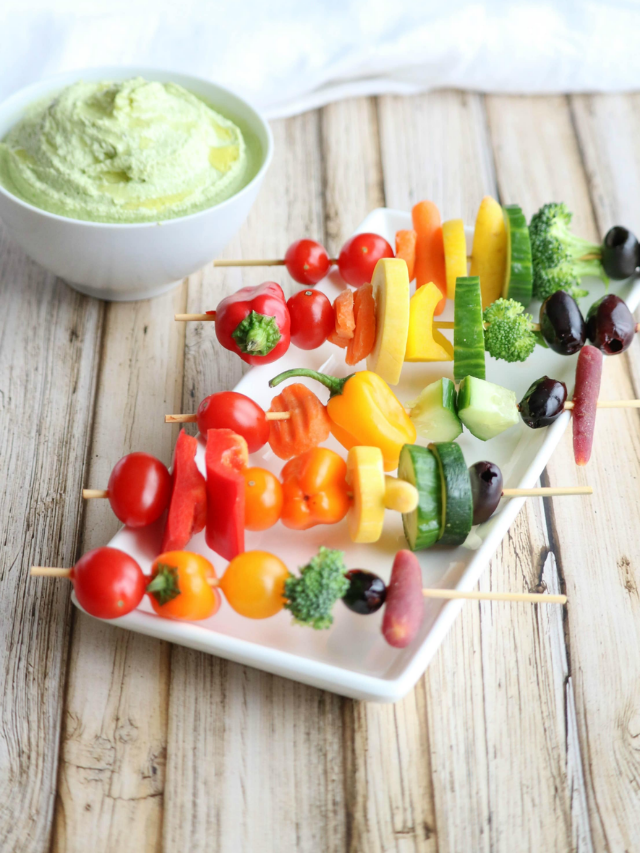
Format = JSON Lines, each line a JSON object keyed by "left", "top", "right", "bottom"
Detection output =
{"left": 0, "top": 77, "right": 261, "bottom": 223}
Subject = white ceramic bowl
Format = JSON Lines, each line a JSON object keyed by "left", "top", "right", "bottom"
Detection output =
{"left": 0, "top": 67, "right": 274, "bottom": 301}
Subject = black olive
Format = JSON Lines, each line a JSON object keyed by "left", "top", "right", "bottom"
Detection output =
{"left": 586, "top": 294, "right": 636, "bottom": 355}
{"left": 468, "top": 461, "right": 504, "bottom": 525}
{"left": 601, "top": 226, "right": 639, "bottom": 280}
{"left": 539, "top": 291, "right": 586, "bottom": 355}
{"left": 343, "top": 570, "right": 387, "bottom": 615}
{"left": 519, "top": 376, "right": 568, "bottom": 428}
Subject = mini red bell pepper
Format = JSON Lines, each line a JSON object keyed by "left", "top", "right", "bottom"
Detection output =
{"left": 205, "top": 428, "right": 248, "bottom": 560}
{"left": 212, "top": 281, "right": 290, "bottom": 365}
{"left": 161, "top": 431, "right": 207, "bottom": 552}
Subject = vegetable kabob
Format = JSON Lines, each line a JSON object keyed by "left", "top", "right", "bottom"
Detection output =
{"left": 32, "top": 545, "right": 566, "bottom": 651}
{"left": 201, "top": 232, "right": 394, "bottom": 287}
{"left": 84, "top": 429, "right": 592, "bottom": 557}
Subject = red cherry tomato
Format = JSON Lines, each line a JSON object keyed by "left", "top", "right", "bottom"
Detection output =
{"left": 196, "top": 391, "right": 269, "bottom": 453}
{"left": 286, "top": 290, "right": 335, "bottom": 350}
{"left": 338, "top": 232, "right": 394, "bottom": 287}
{"left": 72, "top": 547, "right": 146, "bottom": 619}
{"left": 285, "top": 239, "right": 331, "bottom": 285}
{"left": 107, "top": 453, "right": 171, "bottom": 528}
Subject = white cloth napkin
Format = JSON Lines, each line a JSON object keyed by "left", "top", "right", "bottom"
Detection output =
{"left": 2, "top": 0, "right": 640, "bottom": 118}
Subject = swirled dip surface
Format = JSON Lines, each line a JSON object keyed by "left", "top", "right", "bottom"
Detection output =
{"left": 0, "top": 77, "right": 258, "bottom": 222}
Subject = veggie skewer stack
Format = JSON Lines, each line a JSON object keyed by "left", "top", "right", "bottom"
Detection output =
{"left": 32, "top": 194, "right": 640, "bottom": 663}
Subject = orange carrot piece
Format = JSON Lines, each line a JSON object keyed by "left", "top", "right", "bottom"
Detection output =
{"left": 346, "top": 283, "right": 376, "bottom": 366}
{"left": 395, "top": 230, "right": 417, "bottom": 281}
{"left": 268, "top": 384, "right": 331, "bottom": 460}
{"left": 333, "top": 289, "right": 355, "bottom": 339}
{"left": 412, "top": 201, "right": 447, "bottom": 315}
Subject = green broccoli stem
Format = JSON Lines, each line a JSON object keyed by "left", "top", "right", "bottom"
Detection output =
{"left": 557, "top": 228, "right": 602, "bottom": 261}
{"left": 573, "top": 257, "right": 609, "bottom": 285}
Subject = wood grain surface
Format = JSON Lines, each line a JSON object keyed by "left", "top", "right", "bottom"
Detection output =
{"left": 0, "top": 90, "right": 638, "bottom": 853}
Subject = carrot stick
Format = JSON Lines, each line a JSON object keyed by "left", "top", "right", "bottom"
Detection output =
{"left": 412, "top": 201, "right": 447, "bottom": 315}
{"left": 395, "top": 230, "right": 417, "bottom": 281}
{"left": 346, "top": 283, "right": 376, "bottom": 365}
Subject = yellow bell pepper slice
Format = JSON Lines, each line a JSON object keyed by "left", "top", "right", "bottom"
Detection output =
{"left": 405, "top": 282, "right": 454, "bottom": 363}
{"left": 442, "top": 219, "right": 467, "bottom": 300}
{"left": 469, "top": 196, "right": 507, "bottom": 309}
{"left": 366, "top": 257, "right": 410, "bottom": 386}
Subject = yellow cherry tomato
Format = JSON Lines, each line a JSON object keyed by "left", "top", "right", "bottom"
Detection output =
{"left": 147, "top": 551, "right": 220, "bottom": 621}
{"left": 220, "top": 550, "right": 289, "bottom": 619}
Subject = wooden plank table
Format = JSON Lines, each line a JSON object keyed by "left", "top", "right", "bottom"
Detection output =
{"left": 1, "top": 91, "right": 639, "bottom": 853}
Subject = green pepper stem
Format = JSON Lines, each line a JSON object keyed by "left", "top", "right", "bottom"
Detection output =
{"left": 146, "top": 564, "right": 181, "bottom": 606}
{"left": 268, "top": 368, "right": 352, "bottom": 397}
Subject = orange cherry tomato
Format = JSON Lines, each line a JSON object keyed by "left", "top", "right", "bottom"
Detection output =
{"left": 220, "top": 551, "right": 289, "bottom": 619}
{"left": 147, "top": 551, "right": 221, "bottom": 621}
{"left": 243, "top": 467, "right": 283, "bottom": 531}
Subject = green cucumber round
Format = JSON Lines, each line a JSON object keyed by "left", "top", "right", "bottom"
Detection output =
{"left": 503, "top": 205, "right": 533, "bottom": 307}
{"left": 428, "top": 442, "right": 473, "bottom": 546}
{"left": 397, "top": 444, "right": 442, "bottom": 551}
{"left": 454, "top": 276, "right": 486, "bottom": 382}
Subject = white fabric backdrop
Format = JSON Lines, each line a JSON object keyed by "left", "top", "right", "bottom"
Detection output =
{"left": 2, "top": 0, "right": 640, "bottom": 118}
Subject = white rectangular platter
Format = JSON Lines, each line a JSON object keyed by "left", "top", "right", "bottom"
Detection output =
{"left": 73, "top": 207, "right": 640, "bottom": 702}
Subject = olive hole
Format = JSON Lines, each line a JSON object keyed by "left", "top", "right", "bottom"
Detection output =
{"left": 609, "top": 339, "right": 623, "bottom": 353}
{"left": 481, "top": 470, "right": 498, "bottom": 483}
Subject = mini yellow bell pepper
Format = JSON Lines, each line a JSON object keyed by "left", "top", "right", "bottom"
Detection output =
{"left": 405, "top": 281, "right": 454, "bottom": 362}
{"left": 269, "top": 368, "right": 416, "bottom": 472}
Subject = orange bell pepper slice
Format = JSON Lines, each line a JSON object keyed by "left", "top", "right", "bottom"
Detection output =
{"left": 268, "top": 383, "right": 331, "bottom": 459}
{"left": 280, "top": 447, "right": 350, "bottom": 530}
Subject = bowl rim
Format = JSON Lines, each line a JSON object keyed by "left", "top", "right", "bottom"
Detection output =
{"left": 0, "top": 66, "right": 274, "bottom": 230}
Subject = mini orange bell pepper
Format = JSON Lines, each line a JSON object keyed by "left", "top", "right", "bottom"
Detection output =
{"left": 280, "top": 448, "right": 350, "bottom": 530}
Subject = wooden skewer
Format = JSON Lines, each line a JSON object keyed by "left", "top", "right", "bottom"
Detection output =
{"left": 164, "top": 411, "right": 289, "bottom": 424}
{"left": 422, "top": 588, "right": 566, "bottom": 604}
{"left": 82, "top": 489, "right": 109, "bottom": 499}
{"left": 501, "top": 486, "right": 592, "bottom": 497}
{"left": 31, "top": 567, "right": 72, "bottom": 578}
{"left": 30, "top": 566, "right": 565, "bottom": 604}
{"left": 212, "top": 258, "right": 339, "bottom": 268}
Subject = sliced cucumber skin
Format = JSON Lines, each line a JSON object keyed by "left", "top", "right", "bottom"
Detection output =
{"left": 457, "top": 376, "right": 520, "bottom": 441}
{"left": 398, "top": 445, "right": 442, "bottom": 551}
{"left": 502, "top": 205, "right": 533, "bottom": 307}
{"left": 428, "top": 442, "right": 473, "bottom": 546}
{"left": 409, "top": 378, "right": 462, "bottom": 442}
{"left": 454, "top": 276, "right": 486, "bottom": 382}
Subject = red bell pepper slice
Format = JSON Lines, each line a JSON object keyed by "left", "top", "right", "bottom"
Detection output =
{"left": 205, "top": 428, "right": 248, "bottom": 561}
{"left": 572, "top": 345, "right": 603, "bottom": 466}
{"left": 213, "top": 281, "right": 291, "bottom": 365}
{"left": 161, "top": 430, "right": 207, "bottom": 553}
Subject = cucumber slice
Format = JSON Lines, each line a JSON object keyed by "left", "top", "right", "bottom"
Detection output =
{"left": 502, "top": 205, "right": 533, "bottom": 307}
{"left": 454, "top": 276, "right": 486, "bottom": 382}
{"left": 428, "top": 442, "right": 473, "bottom": 546}
{"left": 397, "top": 445, "right": 442, "bottom": 551}
{"left": 407, "top": 378, "right": 462, "bottom": 442}
{"left": 457, "top": 376, "right": 519, "bottom": 441}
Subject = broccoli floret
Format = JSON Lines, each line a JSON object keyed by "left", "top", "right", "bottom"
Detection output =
{"left": 529, "top": 202, "right": 607, "bottom": 300}
{"left": 284, "top": 547, "right": 349, "bottom": 630}
{"left": 483, "top": 298, "right": 537, "bottom": 363}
